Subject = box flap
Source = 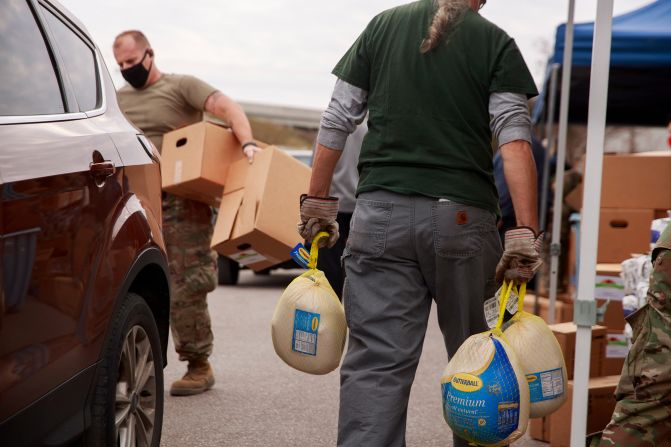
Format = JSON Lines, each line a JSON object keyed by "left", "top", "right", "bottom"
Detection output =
{"left": 244, "top": 146, "right": 274, "bottom": 199}
{"left": 222, "top": 156, "right": 249, "bottom": 194}
{"left": 222, "top": 142, "right": 273, "bottom": 195}
{"left": 232, "top": 191, "right": 256, "bottom": 238}
{"left": 255, "top": 147, "right": 310, "bottom": 244}
{"left": 212, "top": 189, "right": 245, "bottom": 245}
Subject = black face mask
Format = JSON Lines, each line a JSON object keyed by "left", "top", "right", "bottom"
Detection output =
{"left": 121, "top": 50, "right": 152, "bottom": 89}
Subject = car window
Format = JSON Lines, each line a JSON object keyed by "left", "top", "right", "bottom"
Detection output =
{"left": 41, "top": 7, "right": 99, "bottom": 112}
{"left": 0, "top": 0, "right": 64, "bottom": 116}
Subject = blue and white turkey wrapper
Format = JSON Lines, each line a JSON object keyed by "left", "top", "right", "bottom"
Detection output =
{"left": 441, "top": 331, "right": 529, "bottom": 447}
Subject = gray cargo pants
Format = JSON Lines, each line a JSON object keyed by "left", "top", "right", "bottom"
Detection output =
{"left": 338, "top": 190, "right": 502, "bottom": 447}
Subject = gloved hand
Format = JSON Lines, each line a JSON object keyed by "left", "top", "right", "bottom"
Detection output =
{"left": 298, "top": 194, "right": 339, "bottom": 248}
{"left": 496, "top": 227, "right": 544, "bottom": 284}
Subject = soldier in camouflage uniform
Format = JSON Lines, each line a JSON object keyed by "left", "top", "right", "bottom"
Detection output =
{"left": 113, "top": 30, "right": 260, "bottom": 396}
{"left": 597, "top": 223, "right": 671, "bottom": 446}
{"left": 162, "top": 195, "right": 218, "bottom": 362}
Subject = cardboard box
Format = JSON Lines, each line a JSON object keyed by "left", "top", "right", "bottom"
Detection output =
{"left": 523, "top": 294, "right": 574, "bottom": 324}
{"left": 598, "top": 208, "right": 654, "bottom": 263}
{"left": 550, "top": 322, "right": 607, "bottom": 380}
{"left": 596, "top": 263, "right": 622, "bottom": 276}
{"left": 529, "top": 416, "right": 550, "bottom": 442}
{"left": 572, "top": 152, "right": 671, "bottom": 210}
{"left": 601, "top": 151, "right": 671, "bottom": 209}
{"left": 602, "top": 331, "right": 628, "bottom": 376}
{"left": 596, "top": 298, "right": 625, "bottom": 331}
{"left": 211, "top": 146, "right": 310, "bottom": 271}
{"left": 161, "top": 121, "right": 266, "bottom": 205}
{"left": 548, "top": 375, "right": 620, "bottom": 447}
{"left": 565, "top": 184, "right": 583, "bottom": 212}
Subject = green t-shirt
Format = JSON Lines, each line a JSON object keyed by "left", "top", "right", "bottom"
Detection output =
{"left": 333, "top": 0, "right": 538, "bottom": 214}
{"left": 117, "top": 74, "right": 217, "bottom": 152}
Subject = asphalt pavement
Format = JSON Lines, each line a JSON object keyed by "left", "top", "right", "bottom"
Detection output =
{"left": 161, "top": 270, "right": 548, "bottom": 447}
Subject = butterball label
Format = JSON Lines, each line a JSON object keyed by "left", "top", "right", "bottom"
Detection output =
{"left": 452, "top": 373, "right": 484, "bottom": 393}
{"left": 442, "top": 336, "right": 520, "bottom": 445}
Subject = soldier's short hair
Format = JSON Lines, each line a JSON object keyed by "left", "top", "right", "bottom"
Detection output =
{"left": 114, "top": 30, "right": 151, "bottom": 50}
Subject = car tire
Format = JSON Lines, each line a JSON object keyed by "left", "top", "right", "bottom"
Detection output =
{"left": 218, "top": 256, "right": 240, "bottom": 285}
{"left": 85, "top": 293, "right": 164, "bottom": 447}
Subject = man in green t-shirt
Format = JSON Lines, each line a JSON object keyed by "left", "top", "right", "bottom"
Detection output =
{"left": 298, "top": 1, "right": 542, "bottom": 446}
{"left": 113, "top": 30, "right": 260, "bottom": 397}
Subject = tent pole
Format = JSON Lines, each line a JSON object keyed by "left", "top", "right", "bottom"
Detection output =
{"left": 571, "top": 0, "right": 614, "bottom": 446}
{"left": 540, "top": 64, "right": 560, "bottom": 234}
{"left": 548, "top": 0, "right": 576, "bottom": 325}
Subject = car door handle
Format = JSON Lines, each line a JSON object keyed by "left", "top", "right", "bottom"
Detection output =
{"left": 90, "top": 161, "right": 116, "bottom": 178}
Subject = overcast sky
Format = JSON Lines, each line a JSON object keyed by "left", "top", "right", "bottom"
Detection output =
{"left": 60, "top": 0, "right": 652, "bottom": 110}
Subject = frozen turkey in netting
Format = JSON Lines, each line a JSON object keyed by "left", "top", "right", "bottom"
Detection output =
{"left": 441, "top": 330, "right": 530, "bottom": 447}
{"left": 271, "top": 269, "right": 347, "bottom": 375}
{"left": 502, "top": 286, "right": 568, "bottom": 418}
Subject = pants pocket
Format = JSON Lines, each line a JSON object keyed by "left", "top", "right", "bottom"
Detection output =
{"left": 431, "top": 201, "right": 496, "bottom": 258}
{"left": 347, "top": 199, "right": 392, "bottom": 259}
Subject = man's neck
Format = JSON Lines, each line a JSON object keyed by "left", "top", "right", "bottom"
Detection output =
{"left": 146, "top": 67, "right": 163, "bottom": 87}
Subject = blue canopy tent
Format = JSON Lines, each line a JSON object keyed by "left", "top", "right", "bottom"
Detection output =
{"left": 535, "top": 0, "right": 671, "bottom": 126}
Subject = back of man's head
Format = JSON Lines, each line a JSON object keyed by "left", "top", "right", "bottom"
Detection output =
{"left": 114, "top": 30, "right": 150, "bottom": 50}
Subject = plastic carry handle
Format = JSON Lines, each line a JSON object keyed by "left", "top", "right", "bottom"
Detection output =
{"left": 494, "top": 280, "right": 514, "bottom": 334}
{"left": 517, "top": 282, "right": 527, "bottom": 312}
{"left": 494, "top": 280, "right": 528, "bottom": 334}
{"left": 308, "top": 231, "right": 330, "bottom": 270}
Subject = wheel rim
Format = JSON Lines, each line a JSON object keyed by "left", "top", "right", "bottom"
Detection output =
{"left": 115, "top": 325, "right": 156, "bottom": 447}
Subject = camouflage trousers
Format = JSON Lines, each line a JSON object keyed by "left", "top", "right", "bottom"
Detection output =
{"left": 163, "top": 194, "right": 218, "bottom": 362}
{"left": 598, "top": 249, "right": 671, "bottom": 446}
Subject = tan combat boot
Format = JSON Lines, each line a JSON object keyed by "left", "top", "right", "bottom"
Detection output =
{"left": 170, "top": 359, "right": 215, "bottom": 396}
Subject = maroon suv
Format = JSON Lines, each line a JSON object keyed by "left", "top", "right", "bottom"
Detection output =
{"left": 0, "top": 1, "right": 169, "bottom": 446}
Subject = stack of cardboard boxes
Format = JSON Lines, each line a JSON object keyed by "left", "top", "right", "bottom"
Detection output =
{"left": 530, "top": 152, "right": 671, "bottom": 445}
{"left": 161, "top": 121, "right": 310, "bottom": 271}
{"left": 565, "top": 152, "right": 671, "bottom": 378}
{"left": 565, "top": 152, "right": 671, "bottom": 265}
{"left": 529, "top": 323, "right": 621, "bottom": 446}
{"left": 591, "top": 153, "right": 671, "bottom": 379}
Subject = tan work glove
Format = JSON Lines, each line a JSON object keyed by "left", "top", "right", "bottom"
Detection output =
{"left": 496, "top": 227, "right": 544, "bottom": 284}
{"left": 298, "top": 194, "right": 339, "bottom": 248}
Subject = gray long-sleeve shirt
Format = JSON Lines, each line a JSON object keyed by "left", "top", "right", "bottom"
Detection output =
{"left": 329, "top": 123, "right": 366, "bottom": 213}
{"left": 317, "top": 79, "right": 532, "bottom": 151}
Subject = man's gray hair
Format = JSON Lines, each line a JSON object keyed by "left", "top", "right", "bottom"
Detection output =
{"left": 420, "top": 0, "right": 469, "bottom": 53}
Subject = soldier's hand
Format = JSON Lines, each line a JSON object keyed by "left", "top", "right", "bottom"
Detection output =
{"left": 243, "top": 144, "right": 262, "bottom": 163}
